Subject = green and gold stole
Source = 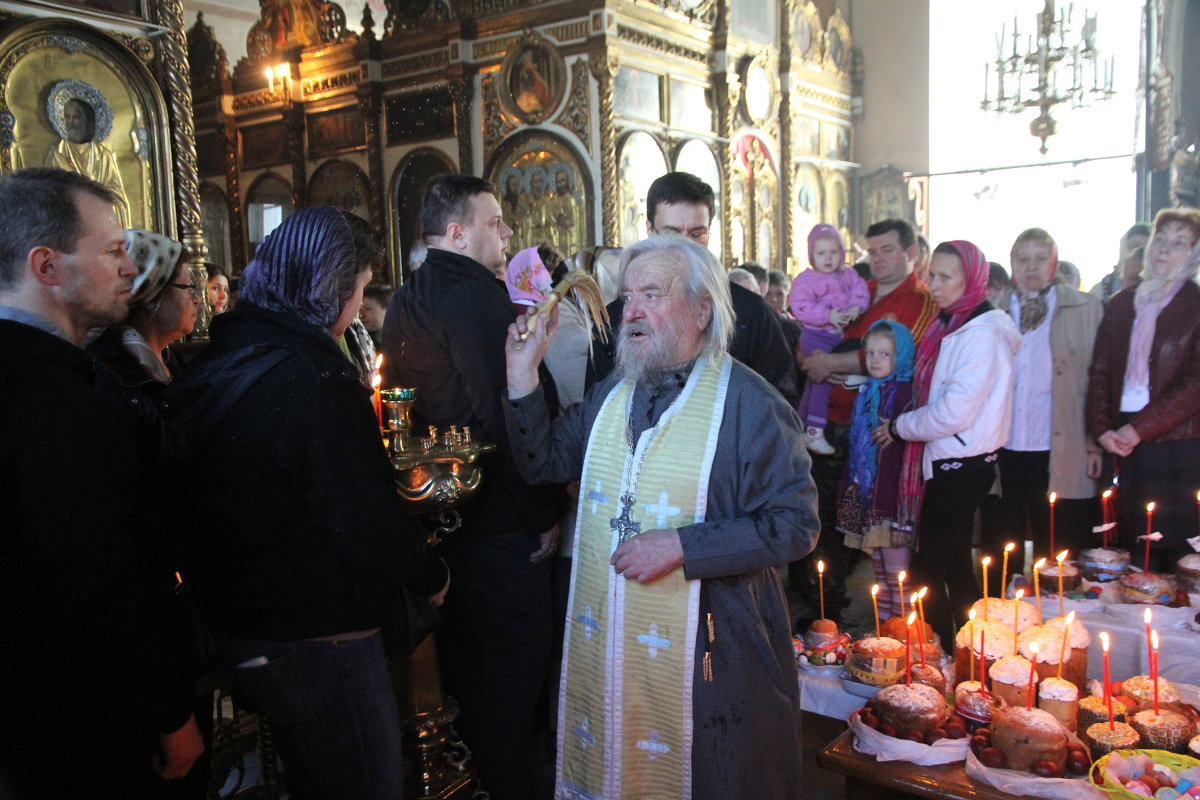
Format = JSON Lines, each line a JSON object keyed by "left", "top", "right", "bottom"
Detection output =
{"left": 557, "top": 353, "right": 732, "bottom": 800}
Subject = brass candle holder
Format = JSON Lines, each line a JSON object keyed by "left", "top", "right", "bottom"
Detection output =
{"left": 383, "top": 387, "right": 495, "bottom": 799}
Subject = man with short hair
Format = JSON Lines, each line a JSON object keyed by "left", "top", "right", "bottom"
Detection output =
{"left": 981, "top": 227, "right": 1103, "bottom": 581}
{"left": 0, "top": 167, "right": 202, "bottom": 798}
{"left": 795, "top": 218, "right": 937, "bottom": 621}
{"left": 381, "top": 174, "right": 561, "bottom": 800}
{"left": 505, "top": 233, "right": 818, "bottom": 799}
{"left": 739, "top": 261, "right": 769, "bottom": 295}
{"left": 605, "top": 171, "right": 799, "bottom": 406}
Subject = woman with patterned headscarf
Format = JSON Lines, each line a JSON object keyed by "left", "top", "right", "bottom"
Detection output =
{"left": 166, "top": 206, "right": 448, "bottom": 800}
{"left": 877, "top": 240, "right": 1022, "bottom": 643}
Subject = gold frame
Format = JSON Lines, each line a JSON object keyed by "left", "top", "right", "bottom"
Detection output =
{"left": 0, "top": 18, "right": 175, "bottom": 234}
{"left": 739, "top": 52, "right": 778, "bottom": 126}
{"left": 499, "top": 30, "right": 567, "bottom": 125}
{"left": 791, "top": 0, "right": 823, "bottom": 64}
{"left": 823, "top": 9, "right": 852, "bottom": 75}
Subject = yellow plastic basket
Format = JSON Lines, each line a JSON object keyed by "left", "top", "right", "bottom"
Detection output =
{"left": 1089, "top": 749, "right": 1200, "bottom": 798}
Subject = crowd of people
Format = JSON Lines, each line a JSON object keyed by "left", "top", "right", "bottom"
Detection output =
{"left": 2, "top": 161, "right": 1199, "bottom": 800}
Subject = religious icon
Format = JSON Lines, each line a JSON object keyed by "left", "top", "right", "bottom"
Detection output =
{"left": 42, "top": 80, "right": 130, "bottom": 225}
{"left": 488, "top": 131, "right": 591, "bottom": 255}
{"left": 499, "top": 34, "right": 566, "bottom": 124}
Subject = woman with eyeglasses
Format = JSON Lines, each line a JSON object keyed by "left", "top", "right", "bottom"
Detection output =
{"left": 1087, "top": 207, "right": 1200, "bottom": 571}
{"left": 88, "top": 229, "right": 199, "bottom": 456}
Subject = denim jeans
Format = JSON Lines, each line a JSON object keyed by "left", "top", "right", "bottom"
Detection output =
{"left": 221, "top": 633, "right": 403, "bottom": 800}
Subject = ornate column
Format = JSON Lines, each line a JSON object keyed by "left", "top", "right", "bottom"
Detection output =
{"left": 588, "top": 49, "right": 618, "bottom": 245}
{"left": 449, "top": 65, "right": 475, "bottom": 175}
{"left": 357, "top": 10, "right": 386, "bottom": 253}
{"left": 156, "top": 0, "right": 206, "bottom": 261}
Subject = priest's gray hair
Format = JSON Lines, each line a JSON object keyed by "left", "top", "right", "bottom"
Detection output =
{"left": 618, "top": 233, "right": 735, "bottom": 360}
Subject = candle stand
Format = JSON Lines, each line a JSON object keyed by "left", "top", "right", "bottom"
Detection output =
{"left": 385, "top": 390, "right": 495, "bottom": 800}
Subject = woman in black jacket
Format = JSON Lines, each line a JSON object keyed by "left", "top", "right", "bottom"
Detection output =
{"left": 168, "top": 207, "right": 448, "bottom": 800}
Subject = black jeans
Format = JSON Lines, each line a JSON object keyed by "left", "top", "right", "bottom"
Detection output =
{"left": 979, "top": 449, "right": 1098, "bottom": 581}
{"left": 911, "top": 454, "right": 997, "bottom": 645}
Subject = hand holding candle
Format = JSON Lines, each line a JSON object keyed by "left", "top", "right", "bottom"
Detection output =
{"left": 871, "top": 583, "right": 880, "bottom": 638}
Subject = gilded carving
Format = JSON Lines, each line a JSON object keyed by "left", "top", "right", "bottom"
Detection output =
{"left": 114, "top": 34, "right": 154, "bottom": 64}
{"left": 554, "top": 59, "right": 591, "bottom": 154}
{"left": 482, "top": 74, "right": 515, "bottom": 155}
{"left": 302, "top": 66, "right": 365, "bottom": 98}
{"left": 588, "top": 50, "right": 618, "bottom": 244}
{"left": 381, "top": 50, "right": 448, "bottom": 78}
{"left": 384, "top": 0, "right": 452, "bottom": 36}
{"left": 615, "top": 25, "right": 706, "bottom": 64}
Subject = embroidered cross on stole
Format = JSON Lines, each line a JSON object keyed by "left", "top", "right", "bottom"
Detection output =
{"left": 557, "top": 354, "right": 732, "bottom": 800}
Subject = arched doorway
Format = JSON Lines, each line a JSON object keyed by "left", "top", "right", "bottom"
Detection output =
{"left": 389, "top": 148, "right": 454, "bottom": 285}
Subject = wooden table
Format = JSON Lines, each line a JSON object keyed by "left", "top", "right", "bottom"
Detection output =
{"left": 816, "top": 730, "right": 1016, "bottom": 800}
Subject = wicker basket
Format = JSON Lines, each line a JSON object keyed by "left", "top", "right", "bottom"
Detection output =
{"left": 1089, "top": 748, "right": 1200, "bottom": 798}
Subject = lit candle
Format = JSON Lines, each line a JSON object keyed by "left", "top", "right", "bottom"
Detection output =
{"left": 371, "top": 372, "right": 383, "bottom": 428}
{"left": 1057, "top": 610, "right": 1075, "bottom": 680}
{"left": 982, "top": 556, "right": 992, "bottom": 608}
{"left": 912, "top": 593, "right": 925, "bottom": 666}
{"left": 1013, "top": 588, "right": 1024, "bottom": 652}
{"left": 817, "top": 559, "right": 825, "bottom": 621}
{"left": 968, "top": 608, "right": 977, "bottom": 683}
{"left": 265, "top": 65, "right": 275, "bottom": 93}
{"left": 897, "top": 570, "right": 906, "bottom": 618}
{"left": 1027, "top": 641, "right": 1039, "bottom": 711}
{"left": 1056, "top": 549, "right": 1068, "bottom": 617}
{"left": 1032, "top": 557, "right": 1046, "bottom": 619}
{"left": 1101, "top": 489, "right": 1113, "bottom": 547}
{"left": 1002, "top": 542, "right": 1015, "bottom": 597}
{"left": 905, "top": 611, "right": 916, "bottom": 685}
{"left": 1151, "top": 629, "right": 1160, "bottom": 715}
{"left": 1196, "top": 490, "right": 1200, "bottom": 536}
{"left": 871, "top": 584, "right": 880, "bottom": 638}
{"left": 1144, "top": 608, "right": 1153, "bottom": 670}
{"left": 1100, "top": 631, "right": 1114, "bottom": 730}
{"left": 916, "top": 587, "right": 928, "bottom": 646}
{"left": 1145, "top": 501, "right": 1155, "bottom": 571}
{"left": 1049, "top": 492, "right": 1057, "bottom": 556}
{"left": 980, "top": 627, "right": 988, "bottom": 694}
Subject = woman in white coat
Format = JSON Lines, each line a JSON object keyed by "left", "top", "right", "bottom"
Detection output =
{"left": 879, "top": 240, "right": 1021, "bottom": 643}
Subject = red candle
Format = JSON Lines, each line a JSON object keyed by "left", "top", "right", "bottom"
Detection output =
{"left": 1048, "top": 492, "right": 1057, "bottom": 558}
{"left": 1102, "top": 489, "right": 1113, "bottom": 548}
{"left": 1151, "top": 629, "right": 1160, "bottom": 715}
{"left": 905, "top": 611, "right": 915, "bottom": 685}
{"left": 913, "top": 597, "right": 926, "bottom": 667}
{"left": 1144, "top": 501, "right": 1155, "bottom": 571}
{"left": 1026, "top": 642, "right": 1039, "bottom": 711}
{"left": 968, "top": 609, "right": 976, "bottom": 683}
{"left": 1100, "top": 632, "right": 1113, "bottom": 730}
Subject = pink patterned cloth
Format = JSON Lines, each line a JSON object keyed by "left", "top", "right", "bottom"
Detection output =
{"left": 504, "top": 246, "right": 553, "bottom": 306}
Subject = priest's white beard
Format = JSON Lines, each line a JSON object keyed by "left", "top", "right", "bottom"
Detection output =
{"left": 614, "top": 320, "right": 680, "bottom": 384}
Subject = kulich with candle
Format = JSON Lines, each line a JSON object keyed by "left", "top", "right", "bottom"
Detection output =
{"left": 954, "top": 617, "right": 1015, "bottom": 691}
{"left": 1016, "top": 614, "right": 1090, "bottom": 693}
{"left": 969, "top": 597, "right": 1040, "bottom": 634}
{"left": 988, "top": 653, "right": 1035, "bottom": 709}
{"left": 1037, "top": 676, "right": 1079, "bottom": 732}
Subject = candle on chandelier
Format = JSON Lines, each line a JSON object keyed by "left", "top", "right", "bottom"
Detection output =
{"left": 1049, "top": 492, "right": 1058, "bottom": 557}
{"left": 1012, "top": 588, "right": 1024, "bottom": 653}
{"left": 1026, "top": 642, "right": 1039, "bottom": 711}
{"left": 817, "top": 559, "right": 826, "bottom": 621}
{"left": 1001, "top": 542, "right": 1015, "bottom": 597}
{"left": 905, "top": 611, "right": 916, "bottom": 686}
{"left": 1057, "top": 610, "right": 1075, "bottom": 680}
{"left": 1145, "top": 502, "right": 1155, "bottom": 571}
{"left": 1151, "top": 629, "right": 1160, "bottom": 715}
{"left": 968, "top": 609, "right": 977, "bottom": 683}
{"left": 897, "top": 570, "right": 907, "bottom": 618}
{"left": 1100, "top": 631, "right": 1114, "bottom": 730}
{"left": 871, "top": 584, "right": 880, "bottom": 639}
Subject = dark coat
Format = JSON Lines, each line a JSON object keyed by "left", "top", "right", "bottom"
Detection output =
{"left": 166, "top": 303, "right": 446, "bottom": 642}
{"left": 1087, "top": 281, "right": 1200, "bottom": 443}
{"left": 380, "top": 247, "right": 561, "bottom": 537}
{"left": 0, "top": 319, "right": 191, "bottom": 797}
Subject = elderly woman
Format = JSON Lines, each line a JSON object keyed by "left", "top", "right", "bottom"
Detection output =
{"left": 1087, "top": 207, "right": 1200, "bottom": 570}
{"left": 167, "top": 207, "right": 448, "bottom": 800}
{"left": 882, "top": 240, "right": 1020, "bottom": 642}
{"left": 89, "top": 229, "right": 198, "bottom": 452}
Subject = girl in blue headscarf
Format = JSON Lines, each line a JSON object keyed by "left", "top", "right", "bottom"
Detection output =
{"left": 836, "top": 320, "right": 915, "bottom": 620}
